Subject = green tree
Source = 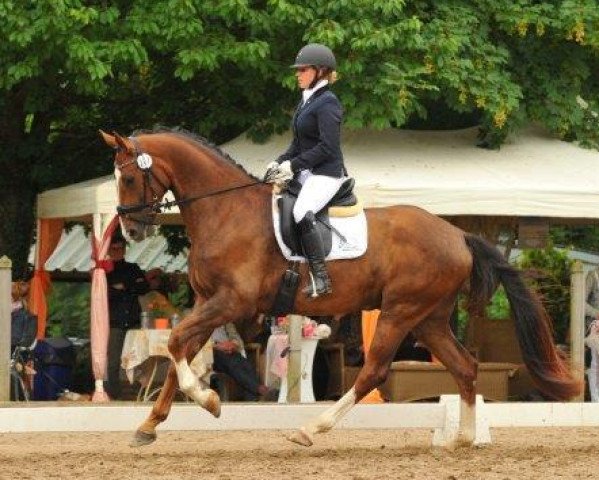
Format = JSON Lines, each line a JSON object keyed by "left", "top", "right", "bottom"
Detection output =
{"left": 551, "top": 225, "right": 599, "bottom": 253}
{"left": 0, "top": 0, "right": 275, "bottom": 277}
{"left": 518, "top": 244, "right": 572, "bottom": 343}
{"left": 46, "top": 282, "right": 91, "bottom": 337}
{"left": 2, "top": 1, "right": 598, "bottom": 276}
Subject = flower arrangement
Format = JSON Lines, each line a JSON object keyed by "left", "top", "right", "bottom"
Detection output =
{"left": 301, "top": 318, "right": 317, "bottom": 337}
{"left": 270, "top": 316, "right": 332, "bottom": 339}
{"left": 271, "top": 316, "right": 289, "bottom": 335}
{"left": 147, "top": 301, "right": 168, "bottom": 320}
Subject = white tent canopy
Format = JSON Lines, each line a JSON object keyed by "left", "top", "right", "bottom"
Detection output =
{"left": 39, "top": 225, "right": 188, "bottom": 274}
{"left": 37, "top": 126, "right": 599, "bottom": 222}
{"left": 224, "top": 126, "right": 599, "bottom": 219}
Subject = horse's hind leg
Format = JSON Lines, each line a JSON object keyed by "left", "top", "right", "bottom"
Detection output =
{"left": 288, "top": 306, "right": 424, "bottom": 447}
{"left": 413, "top": 305, "right": 478, "bottom": 447}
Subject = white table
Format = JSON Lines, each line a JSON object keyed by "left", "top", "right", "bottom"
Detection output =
{"left": 121, "top": 329, "right": 213, "bottom": 402}
{"left": 264, "top": 334, "right": 320, "bottom": 403}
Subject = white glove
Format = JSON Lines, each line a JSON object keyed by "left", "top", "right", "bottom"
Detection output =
{"left": 273, "top": 160, "right": 293, "bottom": 182}
{"left": 264, "top": 161, "right": 280, "bottom": 182}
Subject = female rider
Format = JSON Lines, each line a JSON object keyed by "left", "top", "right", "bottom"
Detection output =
{"left": 266, "top": 43, "right": 347, "bottom": 298}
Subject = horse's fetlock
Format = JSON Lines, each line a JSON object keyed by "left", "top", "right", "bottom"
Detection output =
{"left": 152, "top": 411, "right": 168, "bottom": 423}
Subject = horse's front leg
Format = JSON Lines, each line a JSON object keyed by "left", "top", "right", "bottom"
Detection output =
{"left": 168, "top": 290, "right": 245, "bottom": 414}
{"left": 131, "top": 341, "right": 201, "bottom": 447}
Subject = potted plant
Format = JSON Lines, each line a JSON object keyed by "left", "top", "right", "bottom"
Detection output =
{"left": 148, "top": 302, "right": 170, "bottom": 329}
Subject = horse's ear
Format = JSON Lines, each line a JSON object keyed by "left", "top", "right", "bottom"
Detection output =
{"left": 99, "top": 130, "right": 117, "bottom": 149}
{"left": 112, "top": 131, "right": 135, "bottom": 154}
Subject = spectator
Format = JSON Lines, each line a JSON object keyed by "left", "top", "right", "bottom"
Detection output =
{"left": 11, "top": 280, "right": 37, "bottom": 350}
{"left": 336, "top": 313, "right": 364, "bottom": 367}
{"left": 586, "top": 267, "right": 599, "bottom": 330}
{"left": 106, "top": 232, "right": 149, "bottom": 399}
{"left": 211, "top": 322, "right": 274, "bottom": 401}
{"left": 585, "top": 266, "right": 599, "bottom": 400}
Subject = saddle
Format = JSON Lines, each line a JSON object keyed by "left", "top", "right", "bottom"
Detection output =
{"left": 278, "top": 178, "right": 359, "bottom": 256}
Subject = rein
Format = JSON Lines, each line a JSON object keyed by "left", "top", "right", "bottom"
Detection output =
{"left": 114, "top": 137, "right": 264, "bottom": 220}
{"left": 116, "top": 180, "right": 264, "bottom": 216}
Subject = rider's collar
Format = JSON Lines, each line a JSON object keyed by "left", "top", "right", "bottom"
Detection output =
{"left": 302, "top": 79, "right": 328, "bottom": 106}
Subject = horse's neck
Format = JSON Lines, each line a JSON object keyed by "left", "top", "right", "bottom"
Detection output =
{"left": 166, "top": 141, "right": 247, "bottom": 194}
{"left": 156, "top": 136, "right": 269, "bottom": 241}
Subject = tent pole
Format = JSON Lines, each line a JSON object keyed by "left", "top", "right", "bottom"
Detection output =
{"left": 0, "top": 256, "right": 12, "bottom": 401}
{"left": 569, "top": 260, "right": 585, "bottom": 402}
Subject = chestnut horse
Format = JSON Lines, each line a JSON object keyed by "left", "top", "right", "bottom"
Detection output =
{"left": 100, "top": 129, "right": 580, "bottom": 448}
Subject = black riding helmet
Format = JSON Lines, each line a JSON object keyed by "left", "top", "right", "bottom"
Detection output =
{"left": 291, "top": 43, "right": 336, "bottom": 70}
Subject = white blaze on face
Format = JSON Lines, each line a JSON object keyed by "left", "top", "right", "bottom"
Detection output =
{"left": 114, "top": 165, "right": 122, "bottom": 205}
{"left": 113, "top": 166, "right": 129, "bottom": 240}
{"left": 112, "top": 156, "right": 154, "bottom": 242}
{"left": 119, "top": 219, "right": 133, "bottom": 242}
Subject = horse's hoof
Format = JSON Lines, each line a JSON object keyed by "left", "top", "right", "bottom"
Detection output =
{"left": 205, "top": 389, "right": 221, "bottom": 418}
{"left": 456, "top": 430, "right": 475, "bottom": 447}
{"left": 130, "top": 429, "right": 157, "bottom": 448}
{"left": 456, "top": 438, "right": 475, "bottom": 448}
{"left": 287, "top": 428, "right": 313, "bottom": 447}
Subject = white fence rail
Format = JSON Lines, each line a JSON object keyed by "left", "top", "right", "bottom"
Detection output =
{"left": 2, "top": 396, "right": 599, "bottom": 446}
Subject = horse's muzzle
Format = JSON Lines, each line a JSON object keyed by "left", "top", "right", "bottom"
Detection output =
{"left": 120, "top": 214, "right": 157, "bottom": 241}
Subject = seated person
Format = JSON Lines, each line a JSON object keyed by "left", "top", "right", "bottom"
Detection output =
{"left": 211, "top": 322, "right": 273, "bottom": 401}
{"left": 336, "top": 312, "right": 364, "bottom": 367}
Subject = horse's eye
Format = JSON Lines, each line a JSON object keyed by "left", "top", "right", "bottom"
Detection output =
{"left": 123, "top": 175, "right": 135, "bottom": 187}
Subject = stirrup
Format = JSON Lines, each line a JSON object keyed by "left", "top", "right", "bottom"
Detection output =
{"left": 303, "top": 271, "right": 332, "bottom": 298}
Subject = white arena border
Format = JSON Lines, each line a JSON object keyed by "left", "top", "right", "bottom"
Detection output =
{"left": 2, "top": 395, "right": 599, "bottom": 445}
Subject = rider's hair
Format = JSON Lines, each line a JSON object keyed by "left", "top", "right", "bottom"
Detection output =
{"left": 324, "top": 69, "right": 338, "bottom": 84}
{"left": 313, "top": 67, "right": 337, "bottom": 85}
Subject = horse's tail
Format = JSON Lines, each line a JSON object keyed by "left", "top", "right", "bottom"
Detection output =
{"left": 464, "top": 234, "right": 582, "bottom": 401}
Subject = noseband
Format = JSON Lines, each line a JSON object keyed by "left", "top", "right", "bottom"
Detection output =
{"left": 114, "top": 136, "right": 263, "bottom": 224}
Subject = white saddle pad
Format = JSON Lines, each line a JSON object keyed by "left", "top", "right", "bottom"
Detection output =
{"left": 272, "top": 195, "right": 368, "bottom": 262}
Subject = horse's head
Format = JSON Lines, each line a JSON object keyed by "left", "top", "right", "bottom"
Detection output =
{"left": 100, "top": 130, "right": 168, "bottom": 242}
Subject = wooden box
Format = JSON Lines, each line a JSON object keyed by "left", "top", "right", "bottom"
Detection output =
{"left": 344, "top": 362, "right": 519, "bottom": 402}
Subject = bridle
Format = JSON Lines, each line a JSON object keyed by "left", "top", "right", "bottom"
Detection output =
{"left": 114, "top": 137, "right": 170, "bottom": 224}
{"left": 114, "top": 136, "right": 263, "bottom": 224}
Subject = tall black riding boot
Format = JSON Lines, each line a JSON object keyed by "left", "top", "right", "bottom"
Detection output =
{"left": 298, "top": 212, "right": 332, "bottom": 298}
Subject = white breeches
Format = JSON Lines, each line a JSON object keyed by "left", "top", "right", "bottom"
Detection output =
{"left": 293, "top": 172, "right": 346, "bottom": 223}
